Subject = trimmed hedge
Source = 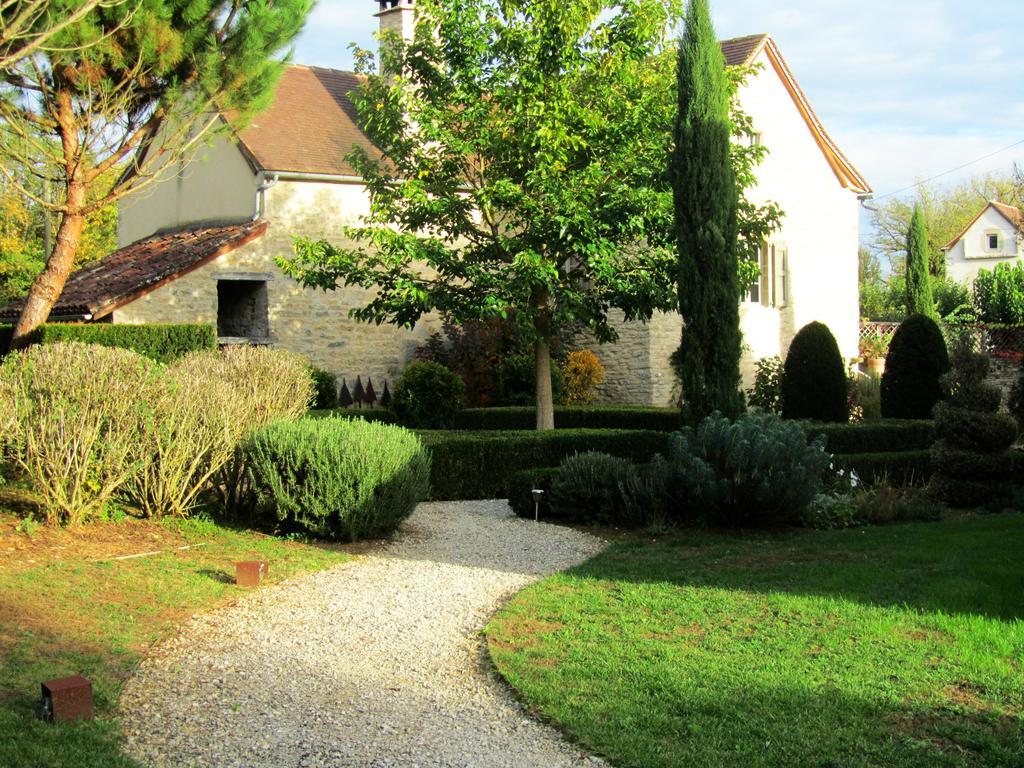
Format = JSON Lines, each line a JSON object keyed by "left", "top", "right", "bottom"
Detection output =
{"left": 453, "top": 406, "right": 682, "bottom": 432}
{"left": 507, "top": 467, "right": 560, "bottom": 519}
{"left": 419, "top": 429, "right": 669, "bottom": 500}
{"left": 807, "top": 420, "right": 935, "bottom": 454}
{"left": 1, "top": 323, "right": 216, "bottom": 362}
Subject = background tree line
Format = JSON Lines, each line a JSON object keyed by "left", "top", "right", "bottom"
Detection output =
{"left": 860, "top": 168, "right": 1024, "bottom": 322}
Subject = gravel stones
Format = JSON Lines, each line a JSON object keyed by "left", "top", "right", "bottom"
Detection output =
{"left": 119, "top": 500, "right": 608, "bottom": 767}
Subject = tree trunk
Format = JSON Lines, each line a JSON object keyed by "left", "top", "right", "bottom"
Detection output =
{"left": 11, "top": 205, "right": 86, "bottom": 348}
{"left": 533, "top": 286, "right": 555, "bottom": 431}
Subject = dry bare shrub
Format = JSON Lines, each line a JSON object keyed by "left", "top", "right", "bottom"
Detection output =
{"left": 0, "top": 342, "right": 155, "bottom": 525}
{"left": 175, "top": 346, "right": 314, "bottom": 515}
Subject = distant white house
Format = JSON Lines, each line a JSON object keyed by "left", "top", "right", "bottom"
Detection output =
{"left": 1, "top": 1, "right": 871, "bottom": 406}
{"left": 945, "top": 201, "right": 1023, "bottom": 285}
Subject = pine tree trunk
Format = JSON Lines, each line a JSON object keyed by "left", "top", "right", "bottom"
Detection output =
{"left": 533, "top": 286, "right": 555, "bottom": 431}
{"left": 11, "top": 87, "right": 87, "bottom": 350}
{"left": 11, "top": 204, "right": 86, "bottom": 348}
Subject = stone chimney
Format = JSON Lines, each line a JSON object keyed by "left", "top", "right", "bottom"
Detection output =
{"left": 376, "top": 0, "right": 416, "bottom": 45}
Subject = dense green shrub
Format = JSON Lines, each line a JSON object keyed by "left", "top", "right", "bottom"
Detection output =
{"left": 0, "top": 342, "right": 158, "bottom": 525}
{"left": 929, "top": 336, "right": 1017, "bottom": 507}
{"left": 0, "top": 323, "right": 217, "bottom": 362}
{"left": 309, "top": 367, "right": 338, "bottom": 410}
{"left": 747, "top": 355, "right": 783, "bottom": 413}
{"left": 550, "top": 452, "right": 636, "bottom": 525}
{"left": 497, "top": 354, "right": 564, "bottom": 406}
{"left": 247, "top": 418, "right": 430, "bottom": 541}
{"left": 311, "top": 409, "right": 399, "bottom": 424}
{"left": 392, "top": 361, "right": 466, "bottom": 428}
{"left": 419, "top": 429, "right": 668, "bottom": 500}
{"left": 973, "top": 262, "right": 1024, "bottom": 324}
{"left": 781, "top": 322, "right": 848, "bottom": 422}
{"left": 664, "top": 413, "right": 829, "bottom": 527}
{"left": 880, "top": 314, "right": 949, "bottom": 419}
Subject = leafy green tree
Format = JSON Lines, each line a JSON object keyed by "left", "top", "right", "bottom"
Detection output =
{"left": 283, "top": 0, "right": 780, "bottom": 430}
{"left": 671, "top": 0, "right": 742, "bottom": 421}
{"left": 1, "top": 0, "right": 312, "bottom": 347}
{"left": 905, "top": 204, "right": 935, "bottom": 318}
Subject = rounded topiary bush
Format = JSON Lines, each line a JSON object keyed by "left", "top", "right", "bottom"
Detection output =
{"left": 392, "top": 361, "right": 466, "bottom": 428}
{"left": 781, "top": 322, "right": 848, "bottom": 422}
{"left": 246, "top": 418, "right": 431, "bottom": 541}
{"left": 880, "top": 314, "right": 949, "bottom": 419}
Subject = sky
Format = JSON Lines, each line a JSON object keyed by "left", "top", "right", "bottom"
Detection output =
{"left": 293, "top": 1, "right": 1024, "bottom": 205}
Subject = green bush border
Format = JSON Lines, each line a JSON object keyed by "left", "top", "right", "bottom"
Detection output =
{"left": 419, "top": 429, "right": 669, "bottom": 500}
{"left": 0, "top": 323, "right": 216, "bottom": 363}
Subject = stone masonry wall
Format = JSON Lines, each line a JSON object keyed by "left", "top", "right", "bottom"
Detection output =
{"left": 115, "top": 181, "right": 443, "bottom": 393}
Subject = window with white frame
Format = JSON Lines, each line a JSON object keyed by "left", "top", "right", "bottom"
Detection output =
{"left": 985, "top": 231, "right": 1001, "bottom": 252}
{"left": 746, "top": 243, "right": 788, "bottom": 308}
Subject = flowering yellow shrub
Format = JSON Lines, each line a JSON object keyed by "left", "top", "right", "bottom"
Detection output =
{"left": 562, "top": 349, "right": 605, "bottom": 405}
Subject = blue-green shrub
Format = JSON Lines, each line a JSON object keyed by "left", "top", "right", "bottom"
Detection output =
{"left": 246, "top": 418, "right": 431, "bottom": 541}
{"left": 550, "top": 452, "right": 637, "bottom": 526}
{"left": 665, "top": 412, "right": 829, "bottom": 527}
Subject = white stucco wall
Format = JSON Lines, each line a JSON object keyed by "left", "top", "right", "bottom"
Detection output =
{"left": 739, "top": 48, "right": 861, "bottom": 363}
{"left": 591, "top": 48, "right": 863, "bottom": 405}
{"left": 118, "top": 135, "right": 258, "bottom": 246}
{"left": 115, "top": 179, "right": 443, "bottom": 387}
{"left": 946, "top": 206, "right": 1022, "bottom": 285}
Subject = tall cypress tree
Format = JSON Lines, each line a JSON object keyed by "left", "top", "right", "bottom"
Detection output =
{"left": 671, "top": 0, "right": 743, "bottom": 422}
{"left": 905, "top": 204, "right": 935, "bottom": 318}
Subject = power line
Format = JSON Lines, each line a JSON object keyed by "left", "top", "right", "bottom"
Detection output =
{"left": 871, "top": 138, "right": 1024, "bottom": 202}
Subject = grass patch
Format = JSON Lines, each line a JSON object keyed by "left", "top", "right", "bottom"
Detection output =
{"left": 486, "top": 514, "right": 1024, "bottom": 768}
{"left": 0, "top": 502, "right": 350, "bottom": 767}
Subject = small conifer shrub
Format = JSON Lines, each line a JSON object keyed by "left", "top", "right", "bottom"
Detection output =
{"left": 781, "top": 322, "right": 847, "bottom": 422}
{"left": 880, "top": 314, "right": 950, "bottom": 419}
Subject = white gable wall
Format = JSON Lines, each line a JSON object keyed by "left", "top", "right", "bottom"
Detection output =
{"left": 739, "top": 48, "right": 861, "bottom": 366}
{"left": 118, "top": 136, "right": 258, "bottom": 247}
{"left": 947, "top": 206, "right": 1022, "bottom": 285}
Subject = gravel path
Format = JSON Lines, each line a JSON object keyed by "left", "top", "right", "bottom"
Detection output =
{"left": 120, "top": 501, "right": 608, "bottom": 768}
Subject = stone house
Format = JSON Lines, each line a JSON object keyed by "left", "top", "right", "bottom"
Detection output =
{"left": 1, "top": 2, "right": 871, "bottom": 406}
{"left": 944, "top": 200, "right": 1023, "bottom": 286}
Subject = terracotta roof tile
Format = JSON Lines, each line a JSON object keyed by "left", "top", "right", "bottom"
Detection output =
{"left": 236, "top": 66, "right": 379, "bottom": 176}
{"left": 0, "top": 220, "right": 268, "bottom": 321}
{"left": 720, "top": 34, "right": 769, "bottom": 67}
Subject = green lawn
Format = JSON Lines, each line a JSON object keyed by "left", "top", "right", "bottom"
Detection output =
{"left": 0, "top": 508, "right": 350, "bottom": 768}
{"left": 486, "top": 514, "right": 1024, "bottom": 768}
